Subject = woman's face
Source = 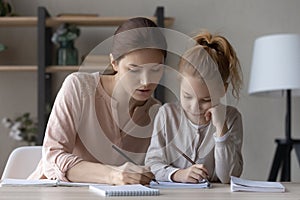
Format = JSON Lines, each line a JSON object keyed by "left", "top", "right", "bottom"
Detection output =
{"left": 180, "top": 75, "right": 213, "bottom": 125}
{"left": 113, "top": 49, "right": 165, "bottom": 102}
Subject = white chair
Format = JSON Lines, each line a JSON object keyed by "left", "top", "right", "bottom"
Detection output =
{"left": 1, "top": 146, "right": 42, "bottom": 179}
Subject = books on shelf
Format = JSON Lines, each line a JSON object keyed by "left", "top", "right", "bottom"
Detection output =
{"left": 89, "top": 184, "right": 159, "bottom": 197}
{"left": 150, "top": 180, "right": 211, "bottom": 189}
{"left": 230, "top": 176, "right": 285, "bottom": 193}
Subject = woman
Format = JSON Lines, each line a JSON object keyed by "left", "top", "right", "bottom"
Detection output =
{"left": 29, "top": 17, "right": 167, "bottom": 185}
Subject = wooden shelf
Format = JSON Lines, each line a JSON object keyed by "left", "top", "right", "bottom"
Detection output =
{"left": 0, "top": 65, "right": 114, "bottom": 74}
{"left": 46, "top": 65, "right": 114, "bottom": 74}
{"left": 0, "top": 16, "right": 174, "bottom": 27}
{"left": 46, "top": 16, "right": 174, "bottom": 27}
{"left": 0, "top": 17, "right": 37, "bottom": 27}
{"left": 0, "top": 65, "right": 37, "bottom": 71}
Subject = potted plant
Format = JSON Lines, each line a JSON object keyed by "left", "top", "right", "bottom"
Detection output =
{"left": 0, "top": 43, "right": 6, "bottom": 51}
{"left": 0, "top": 0, "right": 14, "bottom": 16}
{"left": 51, "top": 23, "right": 80, "bottom": 65}
{"left": 2, "top": 112, "right": 38, "bottom": 145}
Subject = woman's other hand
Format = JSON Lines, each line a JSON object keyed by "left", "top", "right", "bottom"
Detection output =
{"left": 110, "top": 162, "right": 155, "bottom": 185}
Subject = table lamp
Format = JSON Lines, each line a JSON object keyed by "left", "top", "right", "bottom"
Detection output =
{"left": 248, "top": 34, "right": 300, "bottom": 181}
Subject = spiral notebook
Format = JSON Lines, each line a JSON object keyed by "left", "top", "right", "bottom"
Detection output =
{"left": 89, "top": 184, "right": 159, "bottom": 196}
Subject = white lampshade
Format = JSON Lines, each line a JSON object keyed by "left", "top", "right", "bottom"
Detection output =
{"left": 248, "top": 34, "right": 300, "bottom": 97}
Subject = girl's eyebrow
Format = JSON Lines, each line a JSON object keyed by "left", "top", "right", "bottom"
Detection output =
{"left": 182, "top": 89, "right": 211, "bottom": 99}
{"left": 182, "top": 90, "right": 192, "bottom": 95}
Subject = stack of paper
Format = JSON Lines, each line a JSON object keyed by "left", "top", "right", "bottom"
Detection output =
{"left": 230, "top": 176, "right": 285, "bottom": 193}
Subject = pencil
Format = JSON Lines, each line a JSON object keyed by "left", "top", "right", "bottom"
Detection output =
{"left": 111, "top": 145, "right": 159, "bottom": 184}
{"left": 170, "top": 143, "right": 196, "bottom": 164}
{"left": 170, "top": 143, "right": 210, "bottom": 184}
{"left": 112, "top": 145, "right": 136, "bottom": 164}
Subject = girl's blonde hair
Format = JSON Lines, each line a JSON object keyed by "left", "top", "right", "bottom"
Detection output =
{"left": 179, "top": 31, "right": 243, "bottom": 99}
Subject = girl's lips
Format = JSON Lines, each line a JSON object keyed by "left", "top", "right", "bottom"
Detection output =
{"left": 190, "top": 112, "right": 206, "bottom": 116}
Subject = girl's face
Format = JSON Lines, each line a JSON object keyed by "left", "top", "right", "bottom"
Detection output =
{"left": 112, "top": 49, "right": 165, "bottom": 102}
{"left": 180, "top": 75, "right": 213, "bottom": 125}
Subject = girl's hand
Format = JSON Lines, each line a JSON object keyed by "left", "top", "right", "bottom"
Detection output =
{"left": 110, "top": 162, "right": 155, "bottom": 185}
{"left": 171, "top": 164, "right": 209, "bottom": 183}
{"left": 205, "top": 104, "right": 228, "bottom": 137}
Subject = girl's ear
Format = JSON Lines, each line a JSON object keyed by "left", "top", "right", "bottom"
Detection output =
{"left": 110, "top": 53, "right": 118, "bottom": 72}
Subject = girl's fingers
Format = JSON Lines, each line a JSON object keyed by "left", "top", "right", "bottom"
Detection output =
{"left": 194, "top": 164, "right": 209, "bottom": 177}
{"left": 190, "top": 171, "right": 204, "bottom": 182}
{"left": 204, "top": 109, "right": 211, "bottom": 121}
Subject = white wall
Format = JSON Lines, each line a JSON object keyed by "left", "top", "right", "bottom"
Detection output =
{"left": 1, "top": 0, "right": 299, "bottom": 181}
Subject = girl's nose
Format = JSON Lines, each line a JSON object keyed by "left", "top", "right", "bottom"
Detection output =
{"left": 191, "top": 101, "right": 201, "bottom": 112}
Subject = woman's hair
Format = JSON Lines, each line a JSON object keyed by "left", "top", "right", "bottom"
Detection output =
{"left": 111, "top": 17, "right": 167, "bottom": 63}
{"left": 179, "top": 31, "right": 243, "bottom": 99}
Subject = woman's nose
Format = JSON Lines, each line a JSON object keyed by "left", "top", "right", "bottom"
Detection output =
{"left": 140, "top": 72, "right": 149, "bottom": 86}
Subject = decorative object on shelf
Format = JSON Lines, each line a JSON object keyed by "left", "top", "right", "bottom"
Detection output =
{"left": 2, "top": 112, "right": 38, "bottom": 145}
{"left": 51, "top": 23, "right": 80, "bottom": 65}
{"left": 0, "top": 43, "right": 6, "bottom": 51}
{"left": 0, "top": 0, "right": 15, "bottom": 16}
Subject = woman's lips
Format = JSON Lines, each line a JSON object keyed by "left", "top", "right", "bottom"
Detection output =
{"left": 136, "top": 89, "right": 152, "bottom": 95}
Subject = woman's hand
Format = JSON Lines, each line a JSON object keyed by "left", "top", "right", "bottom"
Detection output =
{"left": 205, "top": 104, "right": 228, "bottom": 137}
{"left": 110, "top": 162, "right": 155, "bottom": 185}
{"left": 171, "top": 164, "right": 208, "bottom": 183}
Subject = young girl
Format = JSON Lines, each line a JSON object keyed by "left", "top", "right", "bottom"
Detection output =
{"left": 145, "top": 32, "right": 243, "bottom": 184}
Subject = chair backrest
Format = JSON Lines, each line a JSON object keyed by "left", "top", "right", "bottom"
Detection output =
{"left": 1, "top": 146, "right": 42, "bottom": 179}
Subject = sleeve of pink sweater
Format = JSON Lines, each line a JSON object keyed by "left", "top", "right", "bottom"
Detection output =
{"left": 42, "top": 73, "right": 84, "bottom": 181}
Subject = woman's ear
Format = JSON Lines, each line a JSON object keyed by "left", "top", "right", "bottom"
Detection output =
{"left": 110, "top": 53, "right": 118, "bottom": 72}
{"left": 224, "top": 83, "right": 229, "bottom": 92}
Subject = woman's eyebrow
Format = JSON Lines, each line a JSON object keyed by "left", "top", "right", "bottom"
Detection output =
{"left": 128, "top": 64, "right": 141, "bottom": 68}
{"left": 129, "top": 63, "right": 162, "bottom": 68}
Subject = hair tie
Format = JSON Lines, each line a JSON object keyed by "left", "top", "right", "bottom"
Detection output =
{"left": 200, "top": 41, "right": 215, "bottom": 50}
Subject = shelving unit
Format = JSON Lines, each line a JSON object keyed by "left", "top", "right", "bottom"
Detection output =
{"left": 0, "top": 7, "right": 174, "bottom": 144}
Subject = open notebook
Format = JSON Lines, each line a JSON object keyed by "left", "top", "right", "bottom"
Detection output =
{"left": 0, "top": 178, "right": 93, "bottom": 187}
{"left": 0, "top": 178, "right": 159, "bottom": 197}
{"left": 150, "top": 180, "right": 211, "bottom": 189}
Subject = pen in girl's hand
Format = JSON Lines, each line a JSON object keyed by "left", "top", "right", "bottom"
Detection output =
{"left": 112, "top": 145, "right": 159, "bottom": 184}
{"left": 170, "top": 143, "right": 210, "bottom": 184}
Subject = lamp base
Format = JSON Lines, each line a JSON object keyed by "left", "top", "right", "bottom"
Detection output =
{"left": 268, "top": 139, "right": 300, "bottom": 181}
